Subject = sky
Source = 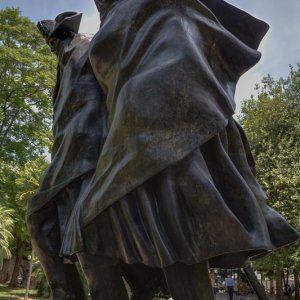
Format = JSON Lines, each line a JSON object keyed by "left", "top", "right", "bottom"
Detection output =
{"left": 1, "top": 0, "right": 299, "bottom": 113}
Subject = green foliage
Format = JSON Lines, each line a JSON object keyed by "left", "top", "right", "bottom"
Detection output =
{"left": 0, "top": 7, "right": 55, "bottom": 165}
{"left": 0, "top": 7, "right": 53, "bottom": 268}
{"left": 0, "top": 285, "right": 38, "bottom": 298}
{"left": 0, "top": 160, "right": 19, "bottom": 205}
{"left": 32, "top": 255, "right": 50, "bottom": 298}
{"left": 15, "top": 158, "right": 48, "bottom": 205}
{"left": 239, "top": 65, "right": 300, "bottom": 271}
{"left": 0, "top": 205, "right": 14, "bottom": 269}
{"left": 7, "top": 158, "right": 48, "bottom": 255}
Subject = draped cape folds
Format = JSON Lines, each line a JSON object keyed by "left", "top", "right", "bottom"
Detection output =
{"left": 27, "top": 36, "right": 107, "bottom": 215}
{"left": 62, "top": 0, "right": 299, "bottom": 258}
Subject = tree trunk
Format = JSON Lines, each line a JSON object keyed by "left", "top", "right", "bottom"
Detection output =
{"left": 294, "top": 268, "right": 300, "bottom": 300}
{"left": 284, "top": 269, "right": 288, "bottom": 289}
{"left": 9, "top": 239, "right": 25, "bottom": 287}
{"left": 270, "top": 279, "right": 275, "bottom": 295}
{"left": 275, "top": 267, "right": 283, "bottom": 300}
{"left": 24, "top": 251, "right": 34, "bottom": 300}
{"left": 0, "top": 258, "right": 15, "bottom": 284}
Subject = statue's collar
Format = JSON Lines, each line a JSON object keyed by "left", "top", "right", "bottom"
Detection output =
{"left": 57, "top": 35, "right": 82, "bottom": 67}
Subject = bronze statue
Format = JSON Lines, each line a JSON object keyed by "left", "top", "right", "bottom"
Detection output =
{"left": 29, "top": 11, "right": 167, "bottom": 300}
{"left": 29, "top": 1, "right": 299, "bottom": 300}
{"left": 27, "top": 12, "right": 111, "bottom": 299}
{"left": 61, "top": 0, "right": 299, "bottom": 299}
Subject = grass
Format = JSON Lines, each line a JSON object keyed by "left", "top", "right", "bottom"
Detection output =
{"left": 0, "top": 284, "right": 44, "bottom": 300}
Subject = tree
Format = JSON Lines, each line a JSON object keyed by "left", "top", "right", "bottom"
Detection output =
{"left": 0, "top": 7, "right": 55, "bottom": 165}
{"left": 0, "top": 205, "right": 14, "bottom": 270}
{"left": 239, "top": 65, "right": 300, "bottom": 299}
{"left": 15, "top": 158, "right": 48, "bottom": 204}
{"left": 9, "top": 158, "right": 48, "bottom": 287}
{"left": 0, "top": 7, "right": 55, "bottom": 287}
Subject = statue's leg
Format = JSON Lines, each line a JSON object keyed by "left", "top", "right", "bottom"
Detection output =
{"left": 162, "top": 261, "right": 215, "bottom": 300}
{"left": 27, "top": 202, "right": 86, "bottom": 300}
{"left": 77, "top": 252, "right": 129, "bottom": 300}
{"left": 121, "top": 263, "right": 159, "bottom": 300}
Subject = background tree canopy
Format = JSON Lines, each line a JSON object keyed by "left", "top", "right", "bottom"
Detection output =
{"left": 239, "top": 66, "right": 300, "bottom": 230}
{"left": 0, "top": 8, "right": 55, "bottom": 287}
{"left": 0, "top": 7, "right": 55, "bottom": 165}
{"left": 239, "top": 65, "right": 300, "bottom": 298}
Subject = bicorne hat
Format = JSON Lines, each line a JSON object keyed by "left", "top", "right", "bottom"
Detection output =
{"left": 37, "top": 11, "right": 82, "bottom": 42}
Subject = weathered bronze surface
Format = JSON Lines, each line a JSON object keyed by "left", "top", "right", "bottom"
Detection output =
{"left": 63, "top": 0, "right": 298, "bottom": 264}
{"left": 28, "top": 11, "right": 166, "bottom": 300}
{"left": 27, "top": 11, "right": 110, "bottom": 299}
{"left": 29, "top": 1, "right": 299, "bottom": 299}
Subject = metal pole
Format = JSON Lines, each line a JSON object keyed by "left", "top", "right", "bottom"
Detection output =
{"left": 243, "top": 265, "right": 269, "bottom": 300}
{"left": 24, "top": 250, "right": 34, "bottom": 300}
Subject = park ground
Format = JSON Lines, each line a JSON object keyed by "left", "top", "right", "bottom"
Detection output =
{"left": 0, "top": 284, "right": 39, "bottom": 299}
{"left": 0, "top": 285, "right": 278, "bottom": 300}
{"left": 215, "top": 293, "right": 275, "bottom": 299}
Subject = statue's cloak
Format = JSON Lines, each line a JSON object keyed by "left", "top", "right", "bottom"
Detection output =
{"left": 62, "top": 0, "right": 299, "bottom": 263}
{"left": 28, "top": 36, "right": 108, "bottom": 215}
{"left": 77, "top": 0, "right": 269, "bottom": 227}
